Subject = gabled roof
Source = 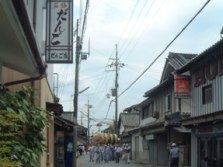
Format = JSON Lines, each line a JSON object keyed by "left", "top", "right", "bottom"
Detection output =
{"left": 123, "top": 104, "right": 140, "bottom": 112}
{"left": 120, "top": 112, "right": 139, "bottom": 127}
{"left": 144, "top": 52, "right": 195, "bottom": 98}
{"left": 137, "top": 98, "right": 153, "bottom": 108}
{"left": 176, "top": 38, "right": 223, "bottom": 74}
{"left": 160, "top": 52, "right": 196, "bottom": 82}
{"left": 144, "top": 76, "right": 173, "bottom": 97}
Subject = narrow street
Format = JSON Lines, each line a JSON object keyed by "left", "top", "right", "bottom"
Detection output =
{"left": 77, "top": 153, "right": 147, "bottom": 167}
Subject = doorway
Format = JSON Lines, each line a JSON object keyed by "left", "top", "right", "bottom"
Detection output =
{"left": 198, "top": 137, "right": 223, "bottom": 167}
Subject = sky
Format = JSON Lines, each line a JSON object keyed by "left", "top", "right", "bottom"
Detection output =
{"left": 53, "top": 0, "right": 223, "bottom": 134}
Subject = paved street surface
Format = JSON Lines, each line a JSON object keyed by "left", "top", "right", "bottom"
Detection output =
{"left": 77, "top": 154, "right": 147, "bottom": 167}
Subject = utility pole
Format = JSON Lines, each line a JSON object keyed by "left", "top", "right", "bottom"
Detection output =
{"left": 73, "top": 19, "right": 80, "bottom": 167}
{"left": 73, "top": 0, "right": 90, "bottom": 165}
{"left": 106, "top": 44, "right": 124, "bottom": 134}
{"left": 87, "top": 99, "right": 90, "bottom": 143}
{"left": 86, "top": 98, "right": 92, "bottom": 143}
{"left": 115, "top": 44, "right": 118, "bottom": 134}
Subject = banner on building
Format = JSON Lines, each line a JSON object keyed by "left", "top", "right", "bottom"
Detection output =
{"left": 46, "top": 0, "right": 73, "bottom": 63}
{"left": 174, "top": 75, "right": 190, "bottom": 97}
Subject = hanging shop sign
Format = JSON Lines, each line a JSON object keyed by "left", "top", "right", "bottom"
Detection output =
{"left": 46, "top": 0, "right": 73, "bottom": 63}
{"left": 174, "top": 75, "right": 190, "bottom": 95}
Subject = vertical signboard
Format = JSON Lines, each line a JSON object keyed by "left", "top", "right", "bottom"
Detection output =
{"left": 46, "top": 0, "right": 73, "bottom": 63}
{"left": 174, "top": 75, "right": 190, "bottom": 97}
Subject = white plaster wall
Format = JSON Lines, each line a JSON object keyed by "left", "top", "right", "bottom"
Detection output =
{"left": 132, "top": 133, "right": 149, "bottom": 164}
{"left": 140, "top": 117, "right": 156, "bottom": 127}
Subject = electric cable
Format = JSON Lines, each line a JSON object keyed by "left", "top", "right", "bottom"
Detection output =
{"left": 119, "top": 0, "right": 154, "bottom": 58}
{"left": 118, "top": 0, "right": 211, "bottom": 98}
{"left": 116, "top": 0, "right": 140, "bottom": 45}
{"left": 121, "top": 0, "right": 166, "bottom": 62}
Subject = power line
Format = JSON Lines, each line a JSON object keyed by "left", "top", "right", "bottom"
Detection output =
{"left": 105, "top": 99, "right": 115, "bottom": 120}
{"left": 116, "top": 0, "right": 140, "bottom": 45}
{"left": 119, "top": 0, "right": 154, "bottom": 58}
{"left": 81, "top": 0, "right": 89, "bottom": 45}
{"left": 118, "top": 0, "right": 211, "bottom": 98}
{"left": 121, "top": 0, "right": 166, "bottom": 62}
{"left": 104, "top": 0, "right": 141, "bottom": 75}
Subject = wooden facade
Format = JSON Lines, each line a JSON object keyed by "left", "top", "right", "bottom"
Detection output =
{"left": 177, "top": 39, "right": 223, "bottom": 167}
{"left": 124, "top": 53, "right": 194, "bottom": 167}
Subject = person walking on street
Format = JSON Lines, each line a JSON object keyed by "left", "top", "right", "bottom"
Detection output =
{"left": 103, "top": 145, "right": 110, "bottom": 163}
{"left": 88, "top": 144, "right": 94, "bottom": 162}
{"left": 169, "top": 143, "right": 179, "bottom": 167}
{"left": 95, "top": 144, "right": 101, "bottom": 164}
{"left": 124, "top": 143, "right": 131, "bottom": 164}
{"left": 115, "top": 145, "right": 122, "bottom": 163}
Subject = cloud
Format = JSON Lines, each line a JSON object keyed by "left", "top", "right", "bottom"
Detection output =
{"left": 55, "top": 0, "right": 223, "bottom": 131}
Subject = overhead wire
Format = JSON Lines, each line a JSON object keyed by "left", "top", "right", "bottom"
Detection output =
{"left": 88, "top": 0, "right": 102, "bottom": 14}
{"left": 121, "top": 0, "right": 166, "bottom": 62}
{"left": 119, "top": 0, "right": 154, "bottom": 58}
{"left": 103, "top": 0, "right": 142, "bottom": 74}
{"left": 103, "top": 0, "right": 156, "bottom": 120}
{"left": 118, "top": 0, "right": 211, "bottom": 98}
{"left": 116, "top": 0, "right": 140, "bottom": 45}
{"left": 58, "top": 65, "right": 74, "bottom": 99}
{"left": 104, "top": 0, "right": 211, "bottom": 120}
{"left": 80, "top": 0, "right": 90, "bottom": 45}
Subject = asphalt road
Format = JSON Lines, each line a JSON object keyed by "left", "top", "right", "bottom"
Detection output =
{"left": 77, "top": 153, "right": 147, "bottom": 167}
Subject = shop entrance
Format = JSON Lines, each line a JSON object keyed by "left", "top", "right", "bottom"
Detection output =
{"left": 198, "top": 137, "right": 223, "bottom": 167}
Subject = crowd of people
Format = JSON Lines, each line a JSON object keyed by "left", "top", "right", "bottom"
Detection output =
{"left": 87, "top": 143, "right": 131, "bottom": 164}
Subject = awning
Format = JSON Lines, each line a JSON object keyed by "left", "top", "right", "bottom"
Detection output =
{"left": 173, "top": 127, "right": 191, "bottom": 133}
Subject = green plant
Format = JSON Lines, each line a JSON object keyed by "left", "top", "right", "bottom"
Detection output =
{"left": 0, "top": 110, "right": 21, "bottom": 167}
{"left": 0, "top": 85, "right": 49, "bottom": 167}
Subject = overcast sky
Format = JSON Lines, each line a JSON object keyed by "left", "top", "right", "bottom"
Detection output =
{"left": 53, "top": 0, "right": 223, "bottom": 133}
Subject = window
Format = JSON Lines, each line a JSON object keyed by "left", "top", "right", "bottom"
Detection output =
{"left": 166, "top": 94, "right": 172, "bottom": 112}
{"left": 142, "top": 102, "right": 154, "bottom": 120}
{"left": 142, "top": 107, "right": 149, "bottom": 120}
{"left": 202, "top": 84, "right": 212, "bottom": 104}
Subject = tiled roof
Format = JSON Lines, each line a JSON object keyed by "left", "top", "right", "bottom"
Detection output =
{"left": 176, "top": 38, "right": 223, "bottom": 73}
{"left": 144, "top": 52, "right": 195, "bottom": 97}
{"left": 123, "top": 104, "right": 140, "bottom": 112}
{"left": 160, "top": 52, "right": 196, "bottom": 82}
{"left": 168, "top": 52, "right": 196, "bottom": 70}
{"left": 144, "top": 76, "right": 173, "bottom": 97}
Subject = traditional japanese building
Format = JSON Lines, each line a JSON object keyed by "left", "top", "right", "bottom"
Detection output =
{"left": 176, "top": 38, "right": 223, "bottom": 167}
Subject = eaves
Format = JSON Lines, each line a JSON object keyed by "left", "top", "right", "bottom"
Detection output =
{"left": 176, "top": 38, "right": 223, "bottom": 74}
{"left": 144, "top": 76, "right": 174, "bottom": 97}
